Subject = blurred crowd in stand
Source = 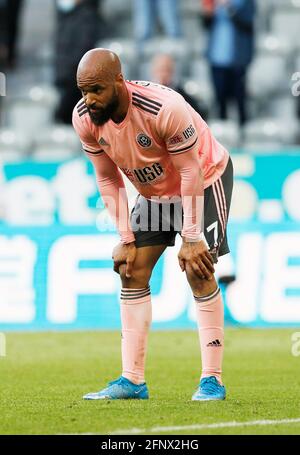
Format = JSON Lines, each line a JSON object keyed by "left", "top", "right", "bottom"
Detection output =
{"left": 0, "top": 0, "right": 300, "bottom": 161}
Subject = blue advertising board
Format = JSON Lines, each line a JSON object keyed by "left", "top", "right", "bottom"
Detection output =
{"left": 0, "top": 153, "right": 300, "bottom": 329}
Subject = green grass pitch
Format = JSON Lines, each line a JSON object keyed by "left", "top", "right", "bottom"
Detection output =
{"left": 1, "top": 328, "right": 300, "bottom": 435}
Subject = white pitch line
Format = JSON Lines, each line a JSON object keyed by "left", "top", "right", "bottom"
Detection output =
{"left": 108, "top": 417, "right": 300, "bottom": 435}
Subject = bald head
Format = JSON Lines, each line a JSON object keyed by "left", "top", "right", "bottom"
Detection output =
{"left": 77, "top": 48, "right": 122, "bottom": 84}
{"left": 76, "top": 48, "right": 128, "bottom": 126}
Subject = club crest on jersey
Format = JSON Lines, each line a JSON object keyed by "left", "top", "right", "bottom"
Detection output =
{"left": 136, "top": 133, "right": 152, "bottom": 148}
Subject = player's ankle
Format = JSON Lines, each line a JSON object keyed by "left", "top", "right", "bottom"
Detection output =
{"left": 201, "top": 374, "right": 223, "bottom": 385}
{"left": 122, "top": 374, "right": 145, "bottom": 385}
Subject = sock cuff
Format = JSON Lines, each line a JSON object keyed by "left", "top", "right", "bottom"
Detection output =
{"left": 194, "top": 286, "right": 220, "bottom": 303}
{"left": 121, "top": 286, "right": 151, "bottom": 302}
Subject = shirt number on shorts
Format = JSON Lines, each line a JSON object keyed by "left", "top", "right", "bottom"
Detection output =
{"left": 207, "top": 221, "right": 218, "bottom": 247}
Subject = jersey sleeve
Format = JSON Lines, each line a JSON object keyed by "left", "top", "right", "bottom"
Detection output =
{"left": 72, "top": 106, "right": 135, "bottom": 244}
{"left": 72, "top": 106, "right": 104, "bottom": 156}
{"left": 156, "top": 96, "right": 204, "bottom": 241}
{"left": 156, "top": 96, "right": 199, "bottom": 155}
{"left": 87, "top": 152, "right": 135, "bottom": 244}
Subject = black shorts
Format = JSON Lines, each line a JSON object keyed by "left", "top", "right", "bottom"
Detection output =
{"left": 130, "top": 156, "right": 233, "bottom": 263}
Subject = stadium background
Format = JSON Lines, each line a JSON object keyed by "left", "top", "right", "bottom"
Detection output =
{"left": 1, "top": 0, "right": 300, "bottom": 331}
{"left": 1, "top": 0, "right": 300, "bottom": 437}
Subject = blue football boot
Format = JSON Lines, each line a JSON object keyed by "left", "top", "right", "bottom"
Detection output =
{"left": 192, "top": 376, "right": 226, "bottom": 401}
{"left": 83, "top": 376, "right": 149, "bottom": 400}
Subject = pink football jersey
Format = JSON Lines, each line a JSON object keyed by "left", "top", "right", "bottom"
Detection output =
{"left": 73, "top": 80, "right": 229, "bottom": 200}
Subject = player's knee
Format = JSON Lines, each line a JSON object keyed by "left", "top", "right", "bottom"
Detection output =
{"left": 119, "top": 263, "right": 152, "bottom": 288}
{"left": 195, "top": 278, "right": 218, "bottom": 297}
{"left": 186, "top": 268, "right": 217, "bottom": 297}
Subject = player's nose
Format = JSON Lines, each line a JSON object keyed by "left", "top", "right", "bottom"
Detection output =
{"left": 85, "top": 94, "right": 96, "bottom": 109}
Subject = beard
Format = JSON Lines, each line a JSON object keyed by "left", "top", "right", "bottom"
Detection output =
{"left": 87, "top": 92, "right": 119, "bottom": 126}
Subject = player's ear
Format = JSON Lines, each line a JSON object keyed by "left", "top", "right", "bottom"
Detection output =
{"left": 115, "top": 73, "right": 124, "bottom": 84}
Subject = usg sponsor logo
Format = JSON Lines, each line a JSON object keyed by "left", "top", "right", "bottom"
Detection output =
{"left": 121, "top": 162, "right": 164, "bottom": 184}
{"left": 183, "top": 124, "right": 195, "bottom": 140}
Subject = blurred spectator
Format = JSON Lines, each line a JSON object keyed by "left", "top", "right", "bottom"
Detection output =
{"left": 202, "top": 0, "right": 256, "bottom": 126}
{"left": 152, "top": 53, "right": 209, "bottom": 120}
{"left": 54, "top": 0, "right": 100, "bottom": 124}
{"left": 0, "top": 0, "right": 24, "bottom": 69}
{"left": 0, "top": 1, "right": 6, "bottom": 70}
{"left": 133, "top": 0, "right": 182, "bottom": 48}
{"left": 0, "top": 0, "right": 23, "bottom": 125}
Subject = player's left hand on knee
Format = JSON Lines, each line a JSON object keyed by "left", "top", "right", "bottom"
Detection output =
{"left": 178, "top": 239, "right": 215, "bottom": 280}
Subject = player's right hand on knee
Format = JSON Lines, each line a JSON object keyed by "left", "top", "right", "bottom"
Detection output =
{"left": 178, "top": 239, "right": 215, "bottom": 280}
{"left": 112, "top": 241, "right": 137, "bottom": 278}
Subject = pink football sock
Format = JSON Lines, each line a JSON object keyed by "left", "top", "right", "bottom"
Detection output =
{"left": 194, "top": 287, "right": 224, "bottom": 385}
{"left": 120, "top": 286, "right": 152, "bottom": 385}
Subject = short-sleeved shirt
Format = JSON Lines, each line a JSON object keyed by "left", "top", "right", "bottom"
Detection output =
{"left": 72, "top": 80, "right": 229, "bottom": 200}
